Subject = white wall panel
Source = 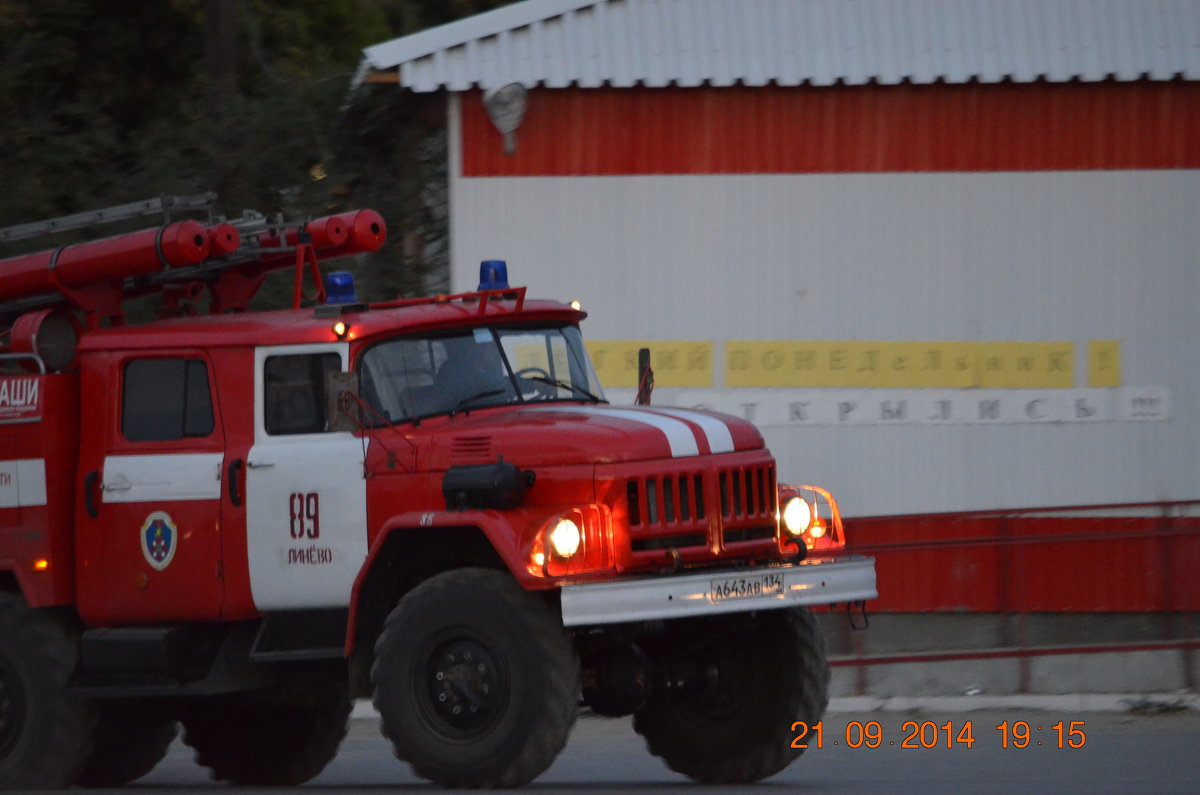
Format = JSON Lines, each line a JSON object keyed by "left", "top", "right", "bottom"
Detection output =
{"left": 451, "top": 169, "right": 1200, "bottom": 516}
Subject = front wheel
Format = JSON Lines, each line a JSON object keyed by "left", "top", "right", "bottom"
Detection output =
{"left": 634, "top": 607, "right": 829, "bottom": 783}
{"left": 372, "top": 567, "right": 580, "bottom": 788}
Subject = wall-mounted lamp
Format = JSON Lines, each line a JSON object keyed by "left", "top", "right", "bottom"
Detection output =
{"left": 483, "top": 83, "right": 528, "bottom": 155}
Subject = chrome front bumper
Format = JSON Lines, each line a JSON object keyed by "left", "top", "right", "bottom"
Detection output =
{"left": 559, "top": 555, "right": 877, "bottom": 627}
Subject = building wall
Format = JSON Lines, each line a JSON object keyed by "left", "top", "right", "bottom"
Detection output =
{"left": 448, "top": 83, "right": 1200, "bottom": 519}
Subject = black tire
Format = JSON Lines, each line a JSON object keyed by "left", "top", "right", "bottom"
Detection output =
{"left": 181, "top": 667, "right": 351, "bottom": 785}
{"left": 372, "top": 567, "right": 580, "bottom": 787}
{"left": 0, "top": 593, "right": 97, "bottom": 790}
{"left": 75, "top": 702, "right": 178, "bottom": 787}
{"left": 634, "top": 607, "right": 829, "bottom": 783}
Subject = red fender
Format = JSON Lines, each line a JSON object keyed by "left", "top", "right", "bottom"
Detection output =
{"left": 344, "top": 509, "right": 547, "bottom": 656}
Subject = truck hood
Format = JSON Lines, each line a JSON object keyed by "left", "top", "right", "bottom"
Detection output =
{"left": 423, "top": 404, "right": 765, "bottom": 468}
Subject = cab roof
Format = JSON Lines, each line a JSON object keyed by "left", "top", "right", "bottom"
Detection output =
{"left": 76, "top": 294, "right": 586, "bottom": 352}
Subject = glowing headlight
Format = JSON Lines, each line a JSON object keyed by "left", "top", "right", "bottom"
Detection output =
{"left": 549, "top": 518, "right": 582, "bottom": 558}
{"left": 782, "top": 497, "right": 813, "bottom": 536}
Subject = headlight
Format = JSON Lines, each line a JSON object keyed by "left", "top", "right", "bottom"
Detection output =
{"left": 549, "top": 518, "right": 582, "bottom": 558}
{"left": 782, "top": 496, "right": 813, "bottom": 536}
{"left": 528, "top": 506, "right": 614, "bottom": 578}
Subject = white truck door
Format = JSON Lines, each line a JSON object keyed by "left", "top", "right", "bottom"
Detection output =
{"left": 245, "top": 343, "right": 368, "bottom": 610}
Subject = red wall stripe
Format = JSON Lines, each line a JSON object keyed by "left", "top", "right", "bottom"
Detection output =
{"left": 461, "top": 81, "right": 1200, "bottom": 176}
{"left": 845, "top": 514, "right": 1200, "bottom": 613}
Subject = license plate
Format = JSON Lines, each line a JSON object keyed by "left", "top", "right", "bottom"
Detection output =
{"left": 709, "top": 572, "right": 784, "bottom": 603}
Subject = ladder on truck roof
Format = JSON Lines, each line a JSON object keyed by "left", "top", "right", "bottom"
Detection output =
{"left": 0, "top": 194, "right": 218, "bottom": 244}
{"left": 0, "top": 195, "right": 386, "bottom": 325}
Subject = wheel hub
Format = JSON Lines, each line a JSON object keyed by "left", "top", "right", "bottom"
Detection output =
{"left": 426, "top": 638, "right": 503, "bottom": 733}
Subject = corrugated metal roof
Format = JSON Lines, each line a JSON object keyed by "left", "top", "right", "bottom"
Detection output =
{"left": 360, "top": 0, "right": 1200, "bottom": 92}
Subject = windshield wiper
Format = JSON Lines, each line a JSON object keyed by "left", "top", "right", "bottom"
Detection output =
{"left": 450, "top": 388, "right": 506, "bottom": 415}
{"left": 523, "top": 375, "right": 602, "bottom": 403}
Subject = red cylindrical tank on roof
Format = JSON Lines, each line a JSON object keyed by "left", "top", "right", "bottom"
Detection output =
{"left": 324, "top": 209, "right": 387, "bottom": 257}
{"left": 206, "top": 223, "right": 241, "bottom": 257}
{"left": 247, "top": 210, "right": 386, "bottom": 273}
{"left": 0, "top": 220, "right": 210, "bottom": 304}
{"left": 257, "top": 215, "right": 349, "bottom": 251}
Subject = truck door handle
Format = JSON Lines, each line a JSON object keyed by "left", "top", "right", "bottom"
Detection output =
{"left": 246, "top": 461, "right": 275, "bottom": 469}
{"left": 228, "top": 459, "right": 244, "bottom": 506}
{"left": 83, "top": 470, "right": 100, "bottom": 518}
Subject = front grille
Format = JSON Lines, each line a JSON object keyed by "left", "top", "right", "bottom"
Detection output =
{"left": 627, "top": 474, "right": 705, "bottom": 528}
{"left": 623, "top": 461, "right": 778, "bottom": 559}
{"left": 631, "top": 532, "right": 709, "bottom": 552}
{"left": 718, "top": 464, "right": 776, "bottom": 520}
{"left": 723, "top": 525, "right": 777, "bottom": 544}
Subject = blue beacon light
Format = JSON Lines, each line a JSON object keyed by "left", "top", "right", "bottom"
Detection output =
{"left": 478, "top": 260, "right": 510, "bottom": 290}
{"left": 324, "top": 271, "right": 359, "bottom": 304}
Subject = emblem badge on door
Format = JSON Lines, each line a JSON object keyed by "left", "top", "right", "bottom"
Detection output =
{"left": 140, "top": 511, "right": 179, "bottom": 571}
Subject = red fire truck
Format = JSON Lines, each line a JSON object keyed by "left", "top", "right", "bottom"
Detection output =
{"left": 0, "top": 196, "right": 876, "bottom": 789}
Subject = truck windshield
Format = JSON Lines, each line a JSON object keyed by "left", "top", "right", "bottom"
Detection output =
{"left": 358, "top": 325, "right": 606, "bottom": 423}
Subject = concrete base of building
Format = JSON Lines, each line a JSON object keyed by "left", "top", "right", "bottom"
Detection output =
{"left": 822, "top": 611, "right": 1198, "bottom": 700}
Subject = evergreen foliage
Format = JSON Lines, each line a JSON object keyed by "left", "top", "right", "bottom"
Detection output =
{"left": 0, "top": 0, "right": 514, "bottom": 304}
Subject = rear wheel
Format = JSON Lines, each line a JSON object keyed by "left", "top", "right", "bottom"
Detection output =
{"left": 0, "top": 593, "right": 97, "bottom": 789}
{"left": 372, "top": 567, "right": 580, "bottom": 787}
{"left": 634, "top": 608, "right": 829, "bottom": 783}
{"left": 181, "top": 667, "right": 350, "bottom": 785}
{"left": 75, "top": 702, "right": 178, "bottom": 787}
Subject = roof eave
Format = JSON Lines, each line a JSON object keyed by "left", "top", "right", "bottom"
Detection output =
{"left": 363, "top": 0, "right": 599, "bottom": 70}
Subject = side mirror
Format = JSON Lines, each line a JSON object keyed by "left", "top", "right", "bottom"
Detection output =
{"left": 324, "top": 371, "right": 361, "bottom": 432}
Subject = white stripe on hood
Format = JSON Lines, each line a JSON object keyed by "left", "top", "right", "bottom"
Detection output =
{"left": 644, "top": 407, "right": 736, "bottom": 454}
{"left": 525, "top": 405, "right": 700, "bottom": 457}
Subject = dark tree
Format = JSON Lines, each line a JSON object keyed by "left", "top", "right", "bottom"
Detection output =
{"left": 0, "top": 0, "right": 518, "bottom": 303}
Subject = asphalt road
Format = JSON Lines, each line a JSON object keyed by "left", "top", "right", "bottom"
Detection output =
{"left": 87, "top": 707, "right": 1198, "bottom": 793}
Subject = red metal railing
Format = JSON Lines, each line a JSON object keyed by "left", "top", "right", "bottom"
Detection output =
{"left": 831, "top": 501, "right": 1199, "bottom": 688}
